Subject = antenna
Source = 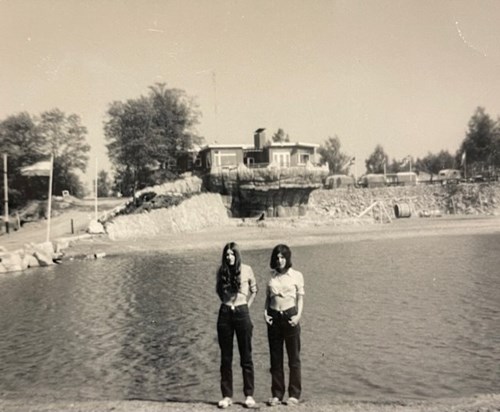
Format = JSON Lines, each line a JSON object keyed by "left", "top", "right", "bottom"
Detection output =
{"left": 212, "top": 70, "right": 218, "bottom": 140}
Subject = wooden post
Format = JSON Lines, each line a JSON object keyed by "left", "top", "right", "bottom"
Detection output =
{"left": 3, "top": 154, "right": 9, "bottom": 234}
{"left": 71, "top": 218, "right": 74, "bottom": 234}
{"left": 46, "top": 154, "right": 54, "bottom": 242}
{"left": 94, "top": 158, "right": 98, "bottom": 220}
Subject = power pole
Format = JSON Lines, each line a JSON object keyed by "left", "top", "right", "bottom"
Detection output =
{"left": 212, "top": 70, "right": 218, "bottom": 140}
{"left": 3, "top": 154, "right": 9, "bottom": 234}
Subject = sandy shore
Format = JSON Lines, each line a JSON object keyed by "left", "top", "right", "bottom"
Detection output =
{"left": 62, "top": 214, "right": 500, "bottom": 258}
{"left": 2, "top": 213, "right": 500, "bottom": 411}
{"left": 0, "top": 393, "right": 499, "bottom": 412}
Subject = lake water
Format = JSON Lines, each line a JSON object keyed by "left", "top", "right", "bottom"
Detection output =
{"left": 0, "top": 232, "right": 499, "bottom": 404}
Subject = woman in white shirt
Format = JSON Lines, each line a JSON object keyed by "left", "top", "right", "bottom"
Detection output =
{"left": 264, "top": 244, "right": 304, "bottom": 407}
{"left": 216, "top": 242, "right": 258, "bottom": 409}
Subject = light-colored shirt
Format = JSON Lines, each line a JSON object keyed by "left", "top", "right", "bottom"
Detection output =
{"left": 221, "top": 264, "right": 258, "bottom": 306}
{"left": 267, "top": 267, "right": 305, "bottom": 299}
{"left": 239, "top": 264, "right": 258, "bottom": 296}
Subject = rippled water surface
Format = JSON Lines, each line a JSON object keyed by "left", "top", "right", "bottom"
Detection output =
{"left": 1, "top": 233, "right": 499, "bottom": 403}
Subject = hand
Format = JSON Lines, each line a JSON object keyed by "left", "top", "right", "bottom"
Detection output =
{"left": 289, "top": 315, "right": 300, "bottom": 327}
{"left": 264, "top": 311, "right": 273, "bottom": 325}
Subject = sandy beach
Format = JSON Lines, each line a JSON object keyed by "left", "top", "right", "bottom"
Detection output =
{"left": 2, "top": 213, "right": 500, "bottom": 412}
{"left": 61, "top": 213, "right": 500, "bottom": 259}
{"left": 0, "top": 393, "right": 499, "bottom": 412}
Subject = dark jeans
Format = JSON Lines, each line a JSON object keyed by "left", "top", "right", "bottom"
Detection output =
{"left": 267, "top": 307, "right": 301, "bottom": 400}
{"left": 217, "top": 304, "right": 254, "bottom": 398}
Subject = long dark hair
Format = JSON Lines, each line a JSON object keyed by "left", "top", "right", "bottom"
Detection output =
{"left": 270, "top": 244, "right": 292, "bottom": 273}
{"left": 216, "top": 242, "right": 242, "bottom": 300}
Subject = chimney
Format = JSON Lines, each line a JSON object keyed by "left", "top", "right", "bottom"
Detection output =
{"left": 254, "top": 128, "right": 266, "bottom": 149}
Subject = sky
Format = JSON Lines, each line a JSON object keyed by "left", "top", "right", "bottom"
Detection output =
{"left": 2, "top": 0, "right": 500, "bottom": 187}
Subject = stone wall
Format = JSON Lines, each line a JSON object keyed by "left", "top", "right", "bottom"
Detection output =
{"left": 105, "top": 193, "right": 229, "bottom": 240}
{"left": 207, "top": 163, "right": 328, "bottom": 217}
{"left": 308, "top": 183, "right": 500, "bottom": 220}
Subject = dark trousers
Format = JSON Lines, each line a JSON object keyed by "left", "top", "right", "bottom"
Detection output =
{"left": 267, "top": 307, "right": 301, "bottom": 400}
{"left": 217, "top": 304, "right": 254, "bottom": 398}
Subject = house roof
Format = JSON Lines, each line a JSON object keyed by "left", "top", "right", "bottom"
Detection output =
{"left": 200, "top": 144, "right": 253, "bottom": 150}
{"left": 269, "top": 142, "right": 319, "bottom": 148}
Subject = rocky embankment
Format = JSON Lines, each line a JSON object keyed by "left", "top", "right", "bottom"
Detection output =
{"left": 0, "top": 241, "right": 66, "bottom": 273}
{"left": 207, "top": 163, "right": 329, "bottom": 217}
{"left": 105, "top": 192, "right": 229, "bottom": 240}
{"left": 309, "top": 183, "right": 500, "bottom": 221}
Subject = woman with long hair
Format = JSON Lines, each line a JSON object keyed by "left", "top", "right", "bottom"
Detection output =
{"left": 264, "top": 244, "right": 304, "bottom": 406}
{"left": 216, "top": 242, "right": 258, "bottom": 409}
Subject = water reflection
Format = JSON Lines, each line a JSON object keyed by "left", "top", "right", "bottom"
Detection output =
{"left": 0, "top": 234, "right": 499, "bottom": 403}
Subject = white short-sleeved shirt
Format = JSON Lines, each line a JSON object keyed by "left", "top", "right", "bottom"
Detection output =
{"left": 267, "top": 267, "right": 305, "bottom": 299}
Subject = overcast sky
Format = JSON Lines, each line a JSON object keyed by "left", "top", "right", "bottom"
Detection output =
{"left": 2, "top": 0, "right": 500, "bottom": 185}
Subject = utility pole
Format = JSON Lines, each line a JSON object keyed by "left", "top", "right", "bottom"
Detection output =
{"left": 212, "top": 70, "right": 218, "bottom": 140}
{"left": 3, "top": 154, "right": 9, "bottom": 234}
{"left": 95, "top": 157, "right": 98, "bottom": 220}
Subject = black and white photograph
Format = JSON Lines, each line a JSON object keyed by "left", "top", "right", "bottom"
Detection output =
{"left": 1, "top": 1, "right": 500, "bottom": 411}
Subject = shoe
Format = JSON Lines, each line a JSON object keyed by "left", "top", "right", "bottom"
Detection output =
{"left": 267, "top": 397, "right": 281, "bottom": 406}
{"left": 244, "top": 396, "right": 257, "bottom": 408}
{"left": 218, "top": 397, "right": 232, "bottom": 409}
{"left": 286, "top": 397, "right": 299, "bottom": 406}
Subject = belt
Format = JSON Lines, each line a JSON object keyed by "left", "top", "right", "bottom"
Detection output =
{"left": 268, "top": 307, "right": 296, "bottom": 317}
{"left": 221, "top": 303, "right": 248, "bottom": 312}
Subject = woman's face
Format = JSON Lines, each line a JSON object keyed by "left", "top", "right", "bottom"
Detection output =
{"left": 277, "top": 252, "right": 287, "bottom": 270}
{"left": 225, "top": 249, "right": 236, "bottom": 266}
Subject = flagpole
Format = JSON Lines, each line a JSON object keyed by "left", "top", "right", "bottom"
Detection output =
{"left": 3, "top": 154, "right": 9, "bottom": 234}
{"left": 94, "top": 158, "right": 98, "bottom": 220}
{"left": 46, "top": 154, "right": 54, "bottom": 242}
{"left": 354, "top": 157, "right": 357, "bottom": 182}
{"left": 464, "top": 152, "right": 467, "bottom": 180}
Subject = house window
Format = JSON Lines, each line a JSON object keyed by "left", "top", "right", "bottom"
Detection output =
{"left": 299, "top": 153, "right": 310, "bottom": 165}
{"left": 194, "top": 157, "right": 202, "bottom": 167}
{"left": 246, "top": 157, "right": 255, "bottom": 166}
{"left": 215, "top": 152, "right": 237, "bottom": 167}
{"left": 273, "top": 152, "right": 290, "bottom": 167}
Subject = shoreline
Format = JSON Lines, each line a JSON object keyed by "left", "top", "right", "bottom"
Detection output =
{"left": 63, "top": 214, "right": 500, "bottom": 259}
{"left": 1, "top": 393, "right": 499, "bottom": 412}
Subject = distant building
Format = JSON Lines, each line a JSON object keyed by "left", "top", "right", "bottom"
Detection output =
{"left": 190, "top": 128, "right": 320, "bottom": 173}
{"left": 325, "top": 174, "right": 355, "bottom": 189}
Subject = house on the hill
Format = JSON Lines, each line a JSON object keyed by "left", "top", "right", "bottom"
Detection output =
{"left": 190, "top": 128, "right": 320, "bottom": 173}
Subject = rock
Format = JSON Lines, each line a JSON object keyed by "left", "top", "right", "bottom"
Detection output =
{"left": 23, "top": 254, "right": 40, "bottom": 269}
{"left": 0, "top": 253, "right": 25, "bottom": 272}
{"left": 30, "top": 241, "right": 55, "bottom": 257}
{"left": 87, "top": 219, "right": 105, "bottom": 234}
{"left": 34, "top": 251, "right": 54, "bottom": 266}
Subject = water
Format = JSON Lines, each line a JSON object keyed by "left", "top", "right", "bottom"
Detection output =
{"left": 0, "top": 233, "right": 499, "bottom": 403}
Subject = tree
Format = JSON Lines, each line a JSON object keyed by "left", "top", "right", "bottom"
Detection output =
{"left": 0, "top": 112, "right": 44, "bottom": 208}
{"left": 0, "top": 110, "right": 90, "bottom": 206}
{"left": 39, "top": 109, "right": 90, "bottom": 172}
{"left": 96, "top": 170, "right": 113, "bottom": 197}
{"left": 458, "top": 107, "right": 498, "bottom": 175}
{"left": 39, "top": 109, "right": 90, "bottom": 197}
{"left": 272, "top": 128, "right": 290, "bottom": 143}
{"left": 415, "top": 150, "right": 454, "bottom": 176}
{"left": 365, "top": 145, "right": 388, "bottom": 174}
{"left": 104, "top": 83, "right": 202, "bottom": 195}
{"left": 318, "top": 136, "right": 351, "bottom": 174}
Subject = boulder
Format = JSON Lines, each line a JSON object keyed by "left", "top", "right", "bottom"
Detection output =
{"left": 23, "top": 254, "right": 40, "bottom": 269}
{"left": 34, "top": 251, "right": 54, "bottom": 266}
{"left": 87, "top": 219, "right": 105, "bottom": 234}
{"left": 0, "top": 253, "right": 25, "bottom": 272}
